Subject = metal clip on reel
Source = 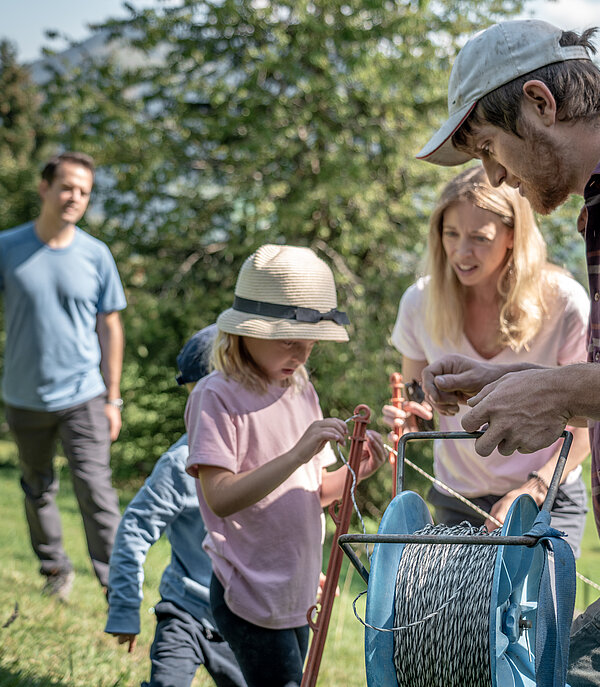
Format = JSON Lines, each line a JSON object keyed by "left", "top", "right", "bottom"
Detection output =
{"left": 339, "top": 430, "right": 577, "bottom": 687}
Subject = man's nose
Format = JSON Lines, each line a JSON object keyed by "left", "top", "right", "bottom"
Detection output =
{"left": 482, "top": 158, "right": 507, "bottom": 187}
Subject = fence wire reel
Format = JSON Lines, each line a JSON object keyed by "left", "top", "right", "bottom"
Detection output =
{"left": 339, "top": 430, "right": 576, "bottom": 687}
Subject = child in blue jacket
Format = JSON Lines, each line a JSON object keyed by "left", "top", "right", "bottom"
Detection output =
{"left": 105, "top": 325, "right": 246, "bottom": 687}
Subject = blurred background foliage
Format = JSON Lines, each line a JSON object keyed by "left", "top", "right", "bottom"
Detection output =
{"left": 0, "top": 0, "right": 587, "bottom": 514}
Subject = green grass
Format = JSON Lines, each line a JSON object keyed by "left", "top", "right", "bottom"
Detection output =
{"left": 0, "top": 440, "right": 598, "bottom": 686}
{"left": 575, "top": 457, "right": 600, "bottom": 609}
{"left": 0, "top": 440, "right": 368, "bottom": 687}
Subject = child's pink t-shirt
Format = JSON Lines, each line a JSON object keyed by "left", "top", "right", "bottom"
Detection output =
{"left": 185, "top": 371, "right": 335, "bottom": 630}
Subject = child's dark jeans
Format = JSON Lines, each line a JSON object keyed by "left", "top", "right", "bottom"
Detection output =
{"left": 210, "top": 575, "right": 309, "bottom": 687}
{"left": 143, "top": 600, "right": 246, "bottom": 687}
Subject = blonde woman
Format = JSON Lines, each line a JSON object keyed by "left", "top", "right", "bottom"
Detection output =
{"left": 383, "top": 165, "right": 590, "bottom": 556}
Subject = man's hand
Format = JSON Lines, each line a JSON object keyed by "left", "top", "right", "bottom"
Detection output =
{"left": 421, "top": 355, "right": 505, "bottom": 416}
{"left": 462, "top": 368, "right": 570, "bottom": 456}
{"left": 104, "top": 404, "right": 122, "bottom": 442}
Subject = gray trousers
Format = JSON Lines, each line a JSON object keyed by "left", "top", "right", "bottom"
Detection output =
{"left": 5, "top": 394, "right": 121, "bottom": 587}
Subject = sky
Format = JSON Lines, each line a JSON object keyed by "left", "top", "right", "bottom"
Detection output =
{"left": 2, "top": 0, "right": 600, "bottom": 63}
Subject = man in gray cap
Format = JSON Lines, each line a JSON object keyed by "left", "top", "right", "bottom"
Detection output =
{"left": 416, "top": 19, "right": 600, "bottom": 686}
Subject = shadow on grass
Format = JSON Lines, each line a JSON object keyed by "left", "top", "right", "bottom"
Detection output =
{"left": 0, "top": 664, "right": 132, "bottom": 687}
{"left": 0, "top": 665, "right": 72, "bottom": 687}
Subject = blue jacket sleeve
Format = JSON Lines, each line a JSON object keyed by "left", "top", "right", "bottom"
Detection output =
{"left": 104, "top": 443, "right": 187, "bottom": 635}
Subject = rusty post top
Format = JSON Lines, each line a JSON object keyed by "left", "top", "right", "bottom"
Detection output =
{"left": 390, "top": 372, "right": 403, "bottom": 385}
{"left": 352, "top": 404, "right": 371, "bottom": 423}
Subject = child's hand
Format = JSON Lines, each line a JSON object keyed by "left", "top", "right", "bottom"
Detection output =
{"left": 382, "top": 401, "right": 433, "bottom": 446}
{"left": 357, "top": 430, "right": 386, "bottom": 480}
{"left": 316, "top": 571, "right": 340, "bottom": 603}
{"left": 111, "top": 633, "right": 137, "bottom": 653}
{"left": 294, "top": 419, "right": 347, "bottom": 464}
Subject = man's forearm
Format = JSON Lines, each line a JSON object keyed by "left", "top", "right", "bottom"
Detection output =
{"left": 98, "top": 312, "right": 124, "bottom": 399}
{"left": 556, "top": 363, "right": 600, "bottom": 422}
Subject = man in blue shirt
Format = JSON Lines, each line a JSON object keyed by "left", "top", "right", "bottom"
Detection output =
{"left": 0, "top": 151, "right": 126, "bottom": 600}
{"left": 106, "top": 325, "right": 246, "bottom": 687}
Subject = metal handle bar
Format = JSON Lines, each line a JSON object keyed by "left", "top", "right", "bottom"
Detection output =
{"left": 396, "top": 430, "right": 572, "bottom": 512}
{"left": 339, "top": 430, "right": 573, "bottom": 584}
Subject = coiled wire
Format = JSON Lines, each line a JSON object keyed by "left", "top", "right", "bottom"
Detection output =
{"left": 393, "top": 522, "right": 500, "bottom": 687}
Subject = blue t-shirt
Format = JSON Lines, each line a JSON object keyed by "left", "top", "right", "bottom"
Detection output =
{"left": 0, "top": 222, "right": 127, "bottom": 411}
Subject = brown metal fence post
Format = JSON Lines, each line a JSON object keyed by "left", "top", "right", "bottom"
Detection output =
{"left": 300, "top": 404, "right": 371, "bottom": 687}
{"left": 388, "top": 373, "right": 404, "bottom": 498}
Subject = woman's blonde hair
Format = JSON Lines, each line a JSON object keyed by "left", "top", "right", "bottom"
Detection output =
{"left": 211, "top": 329, "right": 309, "bottom": 394}
{"left": 426, "top": 165, "right": 554, "bottom": 351}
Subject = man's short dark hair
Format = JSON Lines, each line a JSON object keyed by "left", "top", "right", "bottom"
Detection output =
{"left": 41, "top": 152, "right": 96, "bottom": 185}
{"left": 453, "top": 28, "right": 600, "bottom": 150}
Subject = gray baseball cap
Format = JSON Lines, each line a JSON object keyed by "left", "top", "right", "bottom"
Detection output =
{"left": 416, "top": 20, "right": 591, "bottom": 166}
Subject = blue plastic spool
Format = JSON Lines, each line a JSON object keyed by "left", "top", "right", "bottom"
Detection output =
{"left": 339, "top": 431, "right": 575, "bottom": 687}
{"left": 365, "top": 490, "right": 433, "bottom": 686}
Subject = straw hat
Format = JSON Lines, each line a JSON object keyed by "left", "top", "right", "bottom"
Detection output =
{"left": 217, "top": 244, "right": 349, "bottom": 342}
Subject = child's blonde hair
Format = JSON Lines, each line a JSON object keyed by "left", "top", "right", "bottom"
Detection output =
{"left": 211, "top": 330, "right": 309, "bottom": 394}
{"left": 425, "top": 165, "right": 558, "bottom": 352}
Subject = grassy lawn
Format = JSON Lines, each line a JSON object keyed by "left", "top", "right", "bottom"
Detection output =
{"left": 575, "top": 457, "right": 600, "bottom": 609}
{"left": 0, "top": 440, "right": 368, "bottom": 687}
{"left": 0, "top": 439, "right": 598, "bottom": 686}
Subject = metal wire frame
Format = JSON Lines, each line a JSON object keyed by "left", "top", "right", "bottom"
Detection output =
{"left": 339, "top": 429, "right": 573, "bottom": 584}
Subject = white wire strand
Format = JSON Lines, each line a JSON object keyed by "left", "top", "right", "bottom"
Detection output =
{"left": 335, "top": 415, "right": 370, "bottom": 558}
{"left": 352, "top": 586, "right": 465, "bottom": 633}
{"left": 384, "top": 443, "right": 502, "bottom": 527}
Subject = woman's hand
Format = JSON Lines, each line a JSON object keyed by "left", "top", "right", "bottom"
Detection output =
{"left": 484, "top": 493, "right": 514, "bottom": 531}
{"left": 316, "top": 571, "right": 340, "bottom": 603}
{"left": 484, "top": 476, "right": 548, "bottom": 531}
{"left": 382, "top": 401, "right": 433, "bottom": 445}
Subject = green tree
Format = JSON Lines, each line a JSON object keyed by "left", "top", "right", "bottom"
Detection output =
{"left": 538, "top": 196, "right": 588, "bottom": 288}
{"left": 0, "top": 40, "right": 49, "bottom": 229}
{"left": 37, "top": 0, "right": 525, "bottom": 509}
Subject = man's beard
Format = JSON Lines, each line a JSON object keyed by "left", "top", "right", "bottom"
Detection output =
{"left": 519, "top": 123, "right": 572, "bottom": 215}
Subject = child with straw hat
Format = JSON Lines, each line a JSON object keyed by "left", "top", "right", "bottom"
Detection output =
{"left": 185, "top": 244, "right": 385, "bottom": 687}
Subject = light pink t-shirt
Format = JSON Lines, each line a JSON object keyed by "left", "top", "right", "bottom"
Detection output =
{"left": 185, "top": 371, "right": 335, "bottom": 629}
{"left": 392, "top": 273, "right": 589, "bottom": 497}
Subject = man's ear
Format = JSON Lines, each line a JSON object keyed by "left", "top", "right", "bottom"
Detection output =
{"left": 521, "top": 80, "right": 557, "bottom": 126}
{"left": 38, "top": 179, "right": 48, "bottom": 200}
